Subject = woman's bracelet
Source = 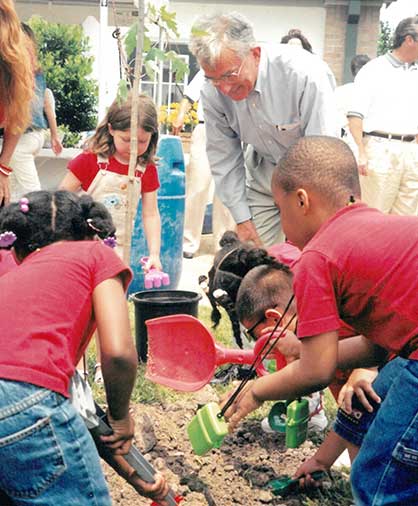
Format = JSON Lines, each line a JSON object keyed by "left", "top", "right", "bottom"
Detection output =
{"left": 0, "top": 163, "right": 12, "bottom": 176}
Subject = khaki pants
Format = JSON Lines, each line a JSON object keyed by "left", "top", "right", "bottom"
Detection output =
{"left": 183, "top": 124, "right": 235, "bottom": 254}
{"left": 9, "top": 130, "right": 45, "bottom": 201}
{"left": 360, "top": 136, "right": 418, "bottom": 215}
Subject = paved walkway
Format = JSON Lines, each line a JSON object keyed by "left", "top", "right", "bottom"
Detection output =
{"left": 177, "top": 234, "right": 215, "bottom": 307}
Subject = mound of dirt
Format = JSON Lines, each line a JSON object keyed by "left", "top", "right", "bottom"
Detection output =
{"left": 104, "top": 386, "right": 338, "bottom": 506}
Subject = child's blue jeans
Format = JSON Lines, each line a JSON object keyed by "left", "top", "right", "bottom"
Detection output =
{"left": 0, "top": 379, "right": 111, "bottom": 505}
{"left": 334, "top": 357, "right": 418, "bottom": 505}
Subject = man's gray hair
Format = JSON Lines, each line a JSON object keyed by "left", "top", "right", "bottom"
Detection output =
{"left": 392, "top": 15, "right": 418, "bottom": 49}
{"left": 189, "top": 12, "right": 256, "bottom": 66}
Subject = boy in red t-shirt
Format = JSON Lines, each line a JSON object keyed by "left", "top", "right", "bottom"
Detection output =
{"left": 235, "top": 261, "right": 379, "bottom": 482}
{"left": 223, "top": 136, "right": 418, "bottom": 505}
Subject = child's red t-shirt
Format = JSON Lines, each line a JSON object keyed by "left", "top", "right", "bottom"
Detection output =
{"left": 68, "top": 152, "right": 160, "bottom": 193}
{"left": 293, "top": 203, "right": 418, "bottom": 360}
{"left": 268, "top": 242, "right": 354, "bottom": 400}
{"left": 0, "top": 241, "right": 132, "bottom": 397}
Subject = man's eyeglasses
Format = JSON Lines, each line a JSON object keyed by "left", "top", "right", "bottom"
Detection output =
{"left": 205, "top": 54, "right": 248, "bottom": 85}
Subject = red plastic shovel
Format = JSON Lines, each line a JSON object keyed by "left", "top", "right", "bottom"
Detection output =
{"left": 145, "top": 314, "right": 286, "bottom": 392}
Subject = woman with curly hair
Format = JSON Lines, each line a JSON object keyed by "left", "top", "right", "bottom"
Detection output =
{"left": 0, "top": 0, "right": 34, "bottom": 204}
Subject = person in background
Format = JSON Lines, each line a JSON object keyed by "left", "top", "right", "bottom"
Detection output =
{"left": 8, "top": 23, "right": 63, "bottom": 201}
{"left": 60, "top": 93, "right": 162, "bottom": 383}
{"left": 189, "top": 12, "right": 338, "bottom": 247}
{"left": 335, "top": 54, "right": 370, "bottom": 139}
{"left": 280, "top": 28, "right": 313, "bottom": 53}
{"left": 348, "top": 16, "right": 418, "bottom": 215}
{"left": 172, "top": 70, "right": 235, "bottom": 259}
{"left": 0, "top": 0, "right": 34, "bottom": 204}
{"left": 44, "top": 87, "right": 64, "bottom": 154}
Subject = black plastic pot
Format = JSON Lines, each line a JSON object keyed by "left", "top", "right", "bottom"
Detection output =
{"left": 131, "top": 290, "right": 202, "bottom": 362}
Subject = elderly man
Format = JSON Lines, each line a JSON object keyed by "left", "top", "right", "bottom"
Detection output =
{"left": 348, "top": 16, "right": 418, "bottom": 215}
{"left": 189, "top": 13, "right": 338, "bottom": 246}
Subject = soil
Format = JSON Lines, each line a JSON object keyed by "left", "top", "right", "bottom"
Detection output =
{"left": 104, "top": 386, "right": 336, "bottom": 506}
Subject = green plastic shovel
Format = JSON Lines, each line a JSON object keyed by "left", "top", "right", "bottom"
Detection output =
{"left": 269, "top": 470, "right": 327, "bottom": 496}
{"left": 187, "top": 401, "right": 229, "bottom": 456}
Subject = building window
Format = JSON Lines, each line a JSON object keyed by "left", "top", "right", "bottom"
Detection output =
{"left": 140, "top": 42, "right": 199, "bottom": 107}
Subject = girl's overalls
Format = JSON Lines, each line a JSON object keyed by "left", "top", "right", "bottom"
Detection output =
{"left": 87, "top": 156, "right": 144, "bottom": 258}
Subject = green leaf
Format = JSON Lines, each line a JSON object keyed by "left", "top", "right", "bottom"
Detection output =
{"left": 170, "top": 57, "right": 189, "bottom": 82}
{"left": 144, "top": 60, "right": 159, "bottom": 81}
{"left": 117, "top": 80, "right": 130, "bottom": 104}
{"left": 145, "top": 47, "right": 166, "bottom": 62}
{"left": 191, "top": 26, "right": 208, "bottom": 38}
{"left": 124, "top": 23, "right": 138, "bottom": 57}
{"left": 159, "top": 6, "right": 179, "bottom": 37}
{"left": 143, "top": 34, "right": 152, "bottom": 53}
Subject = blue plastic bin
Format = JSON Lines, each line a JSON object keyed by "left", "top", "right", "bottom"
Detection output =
{"left": 128, "top": 135, "right": 185, "bottom": 294}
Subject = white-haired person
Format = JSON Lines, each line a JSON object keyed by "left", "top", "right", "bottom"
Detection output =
{"left": 189, "top": 12, "right": 339, "bottom": 247}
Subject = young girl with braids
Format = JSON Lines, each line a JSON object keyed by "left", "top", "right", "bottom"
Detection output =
{"left": 0, "top": 0, "right": 34, "bottom": 204}
{"left": 0, "top": 190, "right": 169, "bottom": 505}
{"left": 60, "top": 93, "right": 162, "bottom": 381}
{"left": 205, "top": 231, "right": 300, "bottom": 350}
{"left": 205, "top": 232, "right": 328, "bottom": 429}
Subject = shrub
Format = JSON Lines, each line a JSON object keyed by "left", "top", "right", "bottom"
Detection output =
{"left": 29, "top": 16, "right": 98, "bottom": 134}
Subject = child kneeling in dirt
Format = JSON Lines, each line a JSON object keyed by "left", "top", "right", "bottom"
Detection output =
{"left": 209, "top": 234, "right": 379, "bottom": 478}
{"left": 0, "top": 190, "right": 169, "bottom": 505}
{"left": 223, "top": 136, "right": 418, "bottom": 505}
{"left": 234, "top": 259, "right": 380, "bottom": 482}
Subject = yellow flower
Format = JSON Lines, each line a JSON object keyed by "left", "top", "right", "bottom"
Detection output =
{"left": 158, "top": 101, "right": 199, "bottom": 131}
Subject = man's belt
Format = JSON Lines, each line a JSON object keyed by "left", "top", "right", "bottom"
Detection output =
{"left": 364, "top": 131, "right": 416, "bottom": 142}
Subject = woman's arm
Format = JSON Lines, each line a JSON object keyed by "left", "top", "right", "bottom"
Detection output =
{"left": 92, "top": 276, "right": 138, "bottom": 453}
{"left": 43, "top": 89, "right": 63, "bottom": 156}
{"left": 0, "top": 129, "right": 20, "bottom": 204}
{"left": 141, "top": 190, "right": 162, "bottom": 271}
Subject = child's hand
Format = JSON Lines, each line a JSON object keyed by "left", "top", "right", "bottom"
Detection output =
{"left": 258, "top": 327, "right": 301, "bottom": 362}
{"left": 100, "top": 411, "right": 135, "bottom": 455}
{"left": 338, "top": 368, "right": 380, "bottom": 414}
{"left": 143, "top": 254, "right": 162, "bottom": 273}
{"left": 293, "top": 456, "right": 329, "bottom": 489}
{"left": 127, "top": 471, "right": 171, "bottom": 504}
{"left": 220, "top": 380, "right": 263, "bottom": 433}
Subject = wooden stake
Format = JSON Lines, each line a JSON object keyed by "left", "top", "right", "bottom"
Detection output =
{"left": 123, "top": 0, "right": 145, "bottom": 265}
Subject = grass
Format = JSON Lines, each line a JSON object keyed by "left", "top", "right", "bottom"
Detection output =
{"left": 86, "top": 302, "right": 352, "bottom": 505}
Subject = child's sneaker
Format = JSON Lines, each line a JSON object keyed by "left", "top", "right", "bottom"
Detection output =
{"left": 307, "top": 391, "right": 328, "bottom": 432}
{"left": 94, "top": 363, "right": 103, "bottom": 385}
{"left": 261, "top": 391, "right": 328, "bottom": 434}
{"left": 260, "top": 416, "right": 276, "bottom": 433}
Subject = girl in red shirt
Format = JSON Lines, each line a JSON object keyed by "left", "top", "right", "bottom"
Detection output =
{"left": 60, "top": 93, "right": 162, "bottom": 271}
{"left": 0, "top": 190, "right": 169, "bottom": 505}
{"left": 60, "top": 94, "right": 163, "bottom": 383}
